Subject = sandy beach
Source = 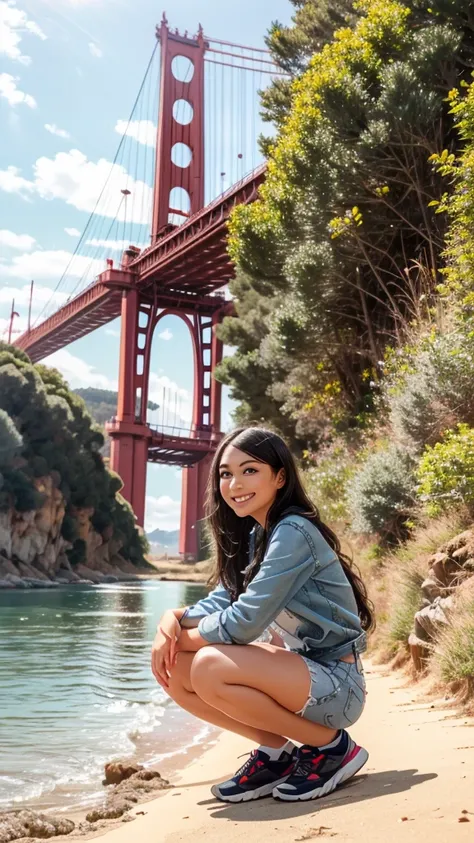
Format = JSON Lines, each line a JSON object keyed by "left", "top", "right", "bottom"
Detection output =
{"left": 66, "top": 661, "right": 474, "bottom": 843}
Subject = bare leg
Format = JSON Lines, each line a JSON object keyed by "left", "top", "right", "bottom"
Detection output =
{"left": 191, "top": 644, "right": 338, "bottom": 747}
{"left": 167, "top": 651, "right": 288, "bottom": 748}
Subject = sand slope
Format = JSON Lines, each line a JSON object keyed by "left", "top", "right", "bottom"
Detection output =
{"left": 93, "top": 664, "right": 474, "bottom": 842}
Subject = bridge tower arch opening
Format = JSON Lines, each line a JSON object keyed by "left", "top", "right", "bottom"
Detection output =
{"left": 107, "top": 291, "right": 224, "bottom": 561}
{"left": 146, "top": 308, "right": 223, "bottom": 560}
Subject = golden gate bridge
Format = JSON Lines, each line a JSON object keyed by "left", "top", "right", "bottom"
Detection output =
{"left": 11, "top": 15, "right": 285, "bottom": 559}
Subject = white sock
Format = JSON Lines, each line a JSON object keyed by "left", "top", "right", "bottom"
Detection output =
{"left": 258, "top": 739, "right": 295, "bottom": 760}
{"left": 319, "top": 730, "right": 343, "bottom": 751}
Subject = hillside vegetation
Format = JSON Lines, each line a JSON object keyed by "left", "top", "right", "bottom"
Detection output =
{"left": 0, "top": 344, "right": 148, "bottom": 575}
{"left": 219, "top": 0, "right": 474, "bottom": 693}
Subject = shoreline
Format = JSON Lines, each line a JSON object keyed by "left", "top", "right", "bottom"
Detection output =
{"left": 0, "top": 558, "right": 209, "bottom": 590}
{"left": 30, "top": 659, "right": 474, "bottom": 843}
{"left": 59, "top": 724, "right": 223, "bottom": 835}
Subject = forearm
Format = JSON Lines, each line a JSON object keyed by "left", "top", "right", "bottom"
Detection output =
{"left": 176, "top": 627, "right": 211, "bottom": 652}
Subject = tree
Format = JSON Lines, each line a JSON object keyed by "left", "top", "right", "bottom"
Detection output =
{"left": 224, "top": 0, "right": 474, "bottom": 444}
{"left": 0, "top": 342, "right": 147, "bottom": 566}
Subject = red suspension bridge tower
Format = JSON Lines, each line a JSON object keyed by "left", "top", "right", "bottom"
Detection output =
{"left": 106, "top": 18, "right": 223, "bottom": 559}
{"left": 14, "top": 15, "right": 280, "bottom": 558}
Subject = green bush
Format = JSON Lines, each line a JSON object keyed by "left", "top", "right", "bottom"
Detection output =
{"left": 304, "top": 442, "right": 357, "bottom": 524}
{"left": 386, "top": 331, "right": 474, "bottom": 452}
{"left": 348, "top": 443, "right": 417, "bottom": 540}
{"left": 0, "top": 409, "right": 22, "bottom": 467}
{"left": 0, "top": 468, "right": 43, "bottom": 512}
{"left": 417, "top": 424, "right": 474, "bottom": 516}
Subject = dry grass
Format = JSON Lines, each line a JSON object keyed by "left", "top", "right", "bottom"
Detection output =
{"left": 430, "top": 580, "right": 474, "bottom": 701}
{"left": 359, "top": 514, "right": 470, "bottom": 658}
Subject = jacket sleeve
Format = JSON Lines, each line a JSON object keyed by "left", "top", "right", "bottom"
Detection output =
{"left": 198, "top": 523, "right": 315, "bottom": 644}
{"left": 180, "top": 582, "right": 231, "bottom": 628}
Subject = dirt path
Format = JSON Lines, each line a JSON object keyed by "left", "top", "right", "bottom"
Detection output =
{"left": 94, "top": 663, "right": 474, "bottom": 842}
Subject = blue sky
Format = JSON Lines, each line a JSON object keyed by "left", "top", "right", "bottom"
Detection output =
{"left": 0, "top": 0, "right": 292, "bottom": 532}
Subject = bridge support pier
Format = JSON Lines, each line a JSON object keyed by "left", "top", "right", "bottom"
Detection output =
{"left": 109, "top": 424, "right": 149, "bottom": 528}
{"left": 180, "top": 452, "right": 214, "bottom": 561}
{"left": 107, "top": 281, "right": 155, "bottom": 530}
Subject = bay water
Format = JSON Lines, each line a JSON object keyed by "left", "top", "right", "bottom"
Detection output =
{"left": 0, "top": 580, "right": 211, "bottom": 813}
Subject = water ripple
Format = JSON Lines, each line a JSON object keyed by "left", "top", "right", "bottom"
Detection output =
{"left": 0, "top": 581, "right": 207, "bottom": 812}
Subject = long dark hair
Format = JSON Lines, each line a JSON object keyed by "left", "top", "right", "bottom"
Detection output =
{"left": 205, "top": 426, "right": 374, "bottom": 632}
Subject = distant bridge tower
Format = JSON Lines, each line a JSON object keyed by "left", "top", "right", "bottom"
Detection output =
{"left": 106, "top": 17, "right": 223, "bottom": 560}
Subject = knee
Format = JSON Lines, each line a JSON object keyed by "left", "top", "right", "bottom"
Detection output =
{"left": 190, "top": 646, "right": 226, "bottom": 699}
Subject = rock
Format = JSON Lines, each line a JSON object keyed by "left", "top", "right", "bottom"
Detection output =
{"left": 440, "top": 529, "right": 473, "bottom": 554}
{"left": 421, "top": 577, "right": 445, "bottom": 603}
{"left": 101, "top": 574, "right": 119, "bottom": 583}
{"left": 408, "top": 632, "right": 431, "bottom": 673}
{"left": 429, "top": 557, "right": 463, "bottom": 589}
{"left": 75, "top": 564, "right": 106, "bottom": 584}
{"left": 56, "top": 567, "right": 81, "bottom": 583}
{"left": 16, "top": 562, "right": 50, "bottom": 582}
{"left": 452, "top": 539, "right": 474, "bottom": 565}
{"left": 4, "top": 574, "right": 28, "bottom": 589}
{"left": 0, "top": 809, "right": 74, "bottom": 841}
{"left": 23, "top": 578, "right": 59, "bottom": 589}
{"left": 414, "top": 596, "right": 453, "bottom": 643}
{"left": 110, "top": 555, "right": 139, "bottom": 575}
{"left": 0, "top": 579, "right": 15, "bottom": 589}
{"left": 86, "top": 805, "right": 130, "bottom": 822}
{"left": 103, "top": 762, "right": 144, "bottom": 786}
{"left": 0, "top": 558, "right": 21, "bottom": 578}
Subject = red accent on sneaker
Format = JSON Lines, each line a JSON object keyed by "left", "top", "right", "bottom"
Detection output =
{"left": 341, "top": 745, "right": 361, "bottom": 767}
{"left": 239, "top": 775, "right": 249, "bottom": 783}
{"left": 312, "top": 754, "right": 324, "bottom": 765}
{"left": 307, "top": 773, "right": 320, "bottom": 780}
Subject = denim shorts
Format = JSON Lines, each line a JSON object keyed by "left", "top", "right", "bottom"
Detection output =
{"left": 293, "top": 652, "right": 367, "bottom": 730}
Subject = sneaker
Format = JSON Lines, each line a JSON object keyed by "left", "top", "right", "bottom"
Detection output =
{"left": 211, "top": 747, "right": 297, "bottom": 803}
{"left": 273, "top": 731, "right": 368, "bottom": 802}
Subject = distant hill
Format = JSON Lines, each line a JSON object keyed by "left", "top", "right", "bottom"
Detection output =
{"left": 75, "top": 387, "right": 159, "bottom": 426}
{"left": 146, "top": 528, "right": 179, "bottom": 556}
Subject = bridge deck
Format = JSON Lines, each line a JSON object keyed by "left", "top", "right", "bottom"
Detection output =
{"left": 16, "top": 165, "right": 265, "bottom": 363}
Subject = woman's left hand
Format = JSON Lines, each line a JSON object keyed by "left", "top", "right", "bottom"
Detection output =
{"left": 153, "top": 611, "right": 182, "bottom": 681}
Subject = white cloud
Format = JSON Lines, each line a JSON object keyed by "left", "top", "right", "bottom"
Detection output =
{"left": 105, "top": 327, "right": 120, "bottom": 337}
{"left": 0, "top": 165, "right": 35, "bottom": 197}
{"left": 0, "top": 73, "right": 36, "bottom": 108}
{"left": 0, "top": 282, "right": 68, "bottom": 309}
{"left": 64, "top": 227, "right": 81, "bottom": 236}
{"left": 115, "top": 119, "right": 156, "bottom": 148}
{"left": 0, "top": 1, "right": 47, "bottom": 65}
{"left": 0, "top": 248, "right": 104, "bottom": 281}
{"left": 42, "top": 349, "right": 117, "bottom": 390}
{"left": 45, "top": 123, "right": 70, "bottom": 139}
{"left": 145, "top": 495, "right": 181, "bottom": 533}
{"left": 158, "top": 328, "right": 173, "bottom": 341}
{"left": 148, "top": 373, "right": 192, "bottom": 424}
{"left": 88, "top": 41, "right": 102, "bottom": 58}
{"left": 86, "top": 238, "right": 127, "bottom": 250}
{"left": 0, "top": 229, "right": 36, "bottom": 250}
{"left": 0, "top": 313, "right": 28, "bottom": 338}
{"left": 0, "top": 149, "right": 152, "bottom": 223}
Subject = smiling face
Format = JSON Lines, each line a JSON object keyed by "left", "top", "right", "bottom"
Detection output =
{"left": 218, "top": 445, "right": 286, "bottom": 527}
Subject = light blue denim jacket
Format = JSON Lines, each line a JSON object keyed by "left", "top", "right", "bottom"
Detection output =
{"left": 180, "top": 513, "right": 366, "bottom": 662}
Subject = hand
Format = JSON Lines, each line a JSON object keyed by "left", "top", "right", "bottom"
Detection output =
{"left": 151, "top": 612, "right": 181, "bottom": 689}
